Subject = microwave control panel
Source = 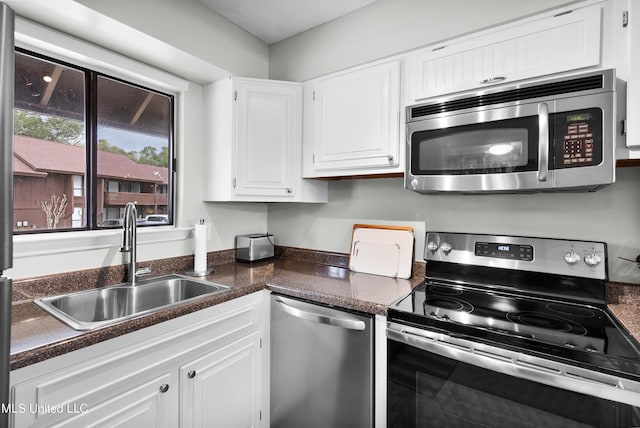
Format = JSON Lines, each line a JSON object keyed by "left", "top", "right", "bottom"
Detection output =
{"left": 553, "top": 108, "right": 602, "bottom": 169}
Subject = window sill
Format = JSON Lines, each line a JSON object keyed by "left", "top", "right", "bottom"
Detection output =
{"left": 13, "top": 227, "right": 193, "bottom": 259}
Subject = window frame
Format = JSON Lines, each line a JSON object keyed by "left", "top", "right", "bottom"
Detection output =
{"left": 14, "top": 47, "right": 176, "bottom": 234}
{"left": 11, "top": 17, "right": 190, "bottom": 264}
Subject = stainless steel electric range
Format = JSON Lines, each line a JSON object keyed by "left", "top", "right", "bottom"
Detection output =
{"left": 387, "top": 232, "right": 640, "bottom": 428}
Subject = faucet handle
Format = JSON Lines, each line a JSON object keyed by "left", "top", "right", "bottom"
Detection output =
{"left": 136, "top": 260, "right": 153, "bottom": 277}
{"left": 136, "top": 267, "right": 151, "bottom": 277}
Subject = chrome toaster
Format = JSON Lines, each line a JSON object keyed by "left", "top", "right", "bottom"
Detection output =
{"left": 235, "top": 234, "right": 274, "bottom": 262}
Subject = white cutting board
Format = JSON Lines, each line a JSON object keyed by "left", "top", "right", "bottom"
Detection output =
{"left": 349, "top": 225, "right": 414, "bottom": 279}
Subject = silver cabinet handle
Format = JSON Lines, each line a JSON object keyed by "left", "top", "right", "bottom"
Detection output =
{"left": 159, "top": 384, "right": 169, "bottom": 393}
{"left": 187, "top": 370, "right": 197, "bottom": 379}
{"left": 286, "top": 187, "right": 293, "bottom": 194}
{"left": 387, "top": 155, "right": 394, "bottom": 162}
{"left": 275, "top": 297, "right": 365, "bottom": 331}
{"left": 538, "top": 102, "right": 549, "bottom": 182}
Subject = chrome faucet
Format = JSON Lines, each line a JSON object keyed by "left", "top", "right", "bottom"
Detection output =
{"left": 120, "top": 202, "right": 150, "bottom": 285}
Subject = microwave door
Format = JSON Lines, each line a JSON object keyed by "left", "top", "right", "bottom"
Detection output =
{"left": 406, "top": 102, "right": 554, "bottom": 193}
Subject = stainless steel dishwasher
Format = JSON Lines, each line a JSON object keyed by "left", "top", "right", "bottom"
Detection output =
{"left": 270, "top": 294, "right": 373, "bottom": 428}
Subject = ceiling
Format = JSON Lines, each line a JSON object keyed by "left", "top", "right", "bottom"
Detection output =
{"left": 15, "top": 51, "right": 171, "bottom": 137}
{"left": 196, "top": 0, "right": 379, "bottom": 45}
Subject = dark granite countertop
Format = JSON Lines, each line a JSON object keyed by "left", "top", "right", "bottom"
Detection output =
{"left": 10, "top": 246, "right": 640, "bottom": 372}
{"left": 606, "top": 282, "right": 640, "bottom": 343}
{"left": 10, "top": 254, "right": 423, "bottom": 370}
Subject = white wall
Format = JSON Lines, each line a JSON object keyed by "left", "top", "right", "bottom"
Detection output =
{"left": 72, "top": 0, "right": 269, "bottom": 81}
{"left": 269, "top": 0, "right": 579, "bottom": 81}
{"left": 268, "top": 170, "right": 640, "bottom": 284}
{"left": 6, "top": 0, "right": 269, "bottom": 84}
{"left": 266, "top": 0, "right": 640, "bottom": 284}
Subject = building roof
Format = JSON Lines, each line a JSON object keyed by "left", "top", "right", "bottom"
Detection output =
{"left": 13, "top": 154, "right": 47, "bottom": 177}
{"left": 14, "top": 135, "right": 169, "bottom": 184}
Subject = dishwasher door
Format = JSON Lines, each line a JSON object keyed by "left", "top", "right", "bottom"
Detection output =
{"left": 270, "top": 294, "right": 373, "bottom": 428}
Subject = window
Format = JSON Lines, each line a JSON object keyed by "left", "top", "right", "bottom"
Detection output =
{"left": 73, "top": 175, "right": 83, "bottom": 197}
{"left": 13, "top": 49, "right": 174, "bottom": 233}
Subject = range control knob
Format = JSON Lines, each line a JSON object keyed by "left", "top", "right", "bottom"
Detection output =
{"left": 584, "top": 252, "right": 602, "bottom": 267}
{"left": 440, "top": 242, "right": 453, "bottom": 255}
{"left": 563, "top": 251, "right": 581, "bottom": 265}
{"left": 427, "top": 241, "right": 439, "bottom": 253}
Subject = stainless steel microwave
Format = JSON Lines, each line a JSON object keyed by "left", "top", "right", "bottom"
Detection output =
{"left": 406, "top": 69, "right": 618, "bottom": 194}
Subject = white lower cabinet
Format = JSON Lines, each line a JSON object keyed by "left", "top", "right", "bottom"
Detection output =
{"left": 10, "top": 292, "right": 267, "bottom": 428}
{"left": 44, "top": 371, "right": 176, "bottom": 428}
{"left": 180, "top": 331, "right": 262, "bottom": 428}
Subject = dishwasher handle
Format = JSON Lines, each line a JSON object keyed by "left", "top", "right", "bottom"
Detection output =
{"left": 274, "top": 297, "right": 366, "bottom": 331}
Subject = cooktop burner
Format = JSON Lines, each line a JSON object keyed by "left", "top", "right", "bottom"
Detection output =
{"left": 425, "top": 296, "right": 473, "bottom": 312}
{"left": 418, "top": 281, "right": 602, "bottom": 352}
{"left": 506, "top": 311, "right": 587, "bottom": 335}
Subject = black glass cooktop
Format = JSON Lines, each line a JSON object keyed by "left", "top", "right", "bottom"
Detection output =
{"left": 388, "top": 280, "right": 640, "bottom": 380}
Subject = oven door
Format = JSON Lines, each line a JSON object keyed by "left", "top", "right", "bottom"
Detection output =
{"left": 387, "top": 323, "right": 640, "bottom": 428}
{"left": 406, "top": 100, "right": 550, "bottom": 193}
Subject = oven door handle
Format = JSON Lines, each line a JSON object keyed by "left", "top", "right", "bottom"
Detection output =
{"left": 538, "top": 102, "right": 549, "bottom": 182}
{"left": 387, "top": 322, "right": 640, "bottom": 408}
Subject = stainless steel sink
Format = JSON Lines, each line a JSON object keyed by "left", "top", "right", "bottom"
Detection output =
{"left": 34, "top": 274, "right": 229, "bottom": 331}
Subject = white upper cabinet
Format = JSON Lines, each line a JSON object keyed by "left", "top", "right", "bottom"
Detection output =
{"left": 303, "top": 60, "right": 402, "bottom": 177}
{"left": 404, "top": 3, "right": 603, "bottom": 103}
{"left": 625, "top": 0, "right": 640, "bottom": 150}
{"left": 203, "top": 77, "right": 327, "bottom": 202}
{"left": 615, "top": 0, "right": 640, "bottom": 153}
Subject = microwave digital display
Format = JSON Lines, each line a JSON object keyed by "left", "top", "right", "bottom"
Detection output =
{"left": 553, "top": 108, "right": 602, "bottom": 169}
{"left": 567, "top": 113, "right": 591, "bottom": 122}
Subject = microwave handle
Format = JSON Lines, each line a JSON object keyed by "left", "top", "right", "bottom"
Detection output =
{"left": 538, "top": 103, "right": 549, "bottom": 182}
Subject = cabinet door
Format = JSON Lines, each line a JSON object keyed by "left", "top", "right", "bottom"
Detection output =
{"left": 48, "top": 372, "right": 176, "bottom": 428}
{"left": 405, "top": 5, "right": 602, "bottom": 102}
{"left": 626, "top": 0, "right": 640, "bottom": 148}
{"left": 180, "top": 331, "right": 263, "bottom": 428}
{"left": 234, "top": 80, "right": 301, "bottom": 198}
{"left": 12, "top": 369, "right": 177, "bottom": 428}
{"left": 308, "top": 60, "right": 400, "bottom": 173}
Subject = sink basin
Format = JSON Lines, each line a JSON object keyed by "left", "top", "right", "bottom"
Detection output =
{"left": 34, "top": 274, "right": 229, "bottom": 331}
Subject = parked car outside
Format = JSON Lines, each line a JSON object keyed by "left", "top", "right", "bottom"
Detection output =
{"left": 137, "top": 214, "right": 170, "bottom": 226}
{"left": 98, "top": 219, "right": 124, "bottom": 228}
